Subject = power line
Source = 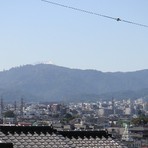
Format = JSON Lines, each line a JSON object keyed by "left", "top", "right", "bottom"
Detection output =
{"left": 41, "top": 0, "right": 148, "bottom": 28}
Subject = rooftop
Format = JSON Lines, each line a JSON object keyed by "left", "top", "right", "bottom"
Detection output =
{"left": 0, "top": 126, "right": 127, "bottom": 148}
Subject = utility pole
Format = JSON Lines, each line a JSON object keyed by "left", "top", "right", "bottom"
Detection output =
{"left": 112, "top": 98, "right": 115, "bottom": 115}
{"left": 0, "top": 97, "right": 4, "bottom": 118}
{"left": 14, "top": 101, "right": 17, "bottom": 111}
{"left": 20, "top": 98, "right": 24, "bottom": 117}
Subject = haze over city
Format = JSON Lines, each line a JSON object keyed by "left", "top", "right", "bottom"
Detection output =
{"left": 0, "top": 0, "right": 148, "bottom": 72}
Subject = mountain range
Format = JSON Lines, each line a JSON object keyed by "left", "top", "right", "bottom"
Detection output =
{"left": 0, "top": 64, "right": 148, "bottom": 102}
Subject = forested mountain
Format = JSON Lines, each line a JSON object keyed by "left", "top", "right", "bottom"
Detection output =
{"left": 0, "top": 64, "right": 148, "bottom": 102}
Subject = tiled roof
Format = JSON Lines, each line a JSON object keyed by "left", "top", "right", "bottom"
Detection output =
{"left": 0, "top": 126, "right": 127, "bottom": 148}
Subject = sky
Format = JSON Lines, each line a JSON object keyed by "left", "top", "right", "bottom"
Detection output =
{"left": 0, "top": 0, "right": 148, "bottom": 72}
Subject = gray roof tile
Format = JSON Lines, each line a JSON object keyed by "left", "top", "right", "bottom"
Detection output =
{"left": 0, "top": 126, "right": 127, "bottom": 148}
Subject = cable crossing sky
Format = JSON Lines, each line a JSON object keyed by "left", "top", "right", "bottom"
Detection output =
{"left": 41, "top": 0, "right": 148, "bottom": 28}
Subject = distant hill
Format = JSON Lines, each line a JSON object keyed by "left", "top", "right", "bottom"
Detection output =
{"left": 0, "top": 64, "right": 148, "bottom": 102}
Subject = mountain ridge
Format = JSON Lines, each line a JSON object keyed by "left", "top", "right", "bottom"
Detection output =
{"left": 0, "top": 64, "right": 148, "bottom": 102}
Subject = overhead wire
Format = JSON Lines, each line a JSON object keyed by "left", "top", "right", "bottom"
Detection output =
{"left": 41, "top": 0, "right": 148, "bottom": 28}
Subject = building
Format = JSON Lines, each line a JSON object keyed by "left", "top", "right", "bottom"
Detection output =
{"left": 0, "top": 126, "right": 127, "bottom": 148}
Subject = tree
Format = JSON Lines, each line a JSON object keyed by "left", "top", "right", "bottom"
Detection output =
{"left": 3, "top": 110, "right": 15, "bottom": 118}
{"left": 131, "top": 117, "right": 148, "bottom": 126}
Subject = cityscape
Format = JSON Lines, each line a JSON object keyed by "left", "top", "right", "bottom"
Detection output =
{"left": 0, "top": 97, "right": 148, "bottom": 147}
{"left": 1, "top": 0, "right": 148, "bottom": 148}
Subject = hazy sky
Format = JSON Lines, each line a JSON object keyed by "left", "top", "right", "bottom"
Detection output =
{"left": 0, "top": 0, "right": 148, "bottom": 72}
